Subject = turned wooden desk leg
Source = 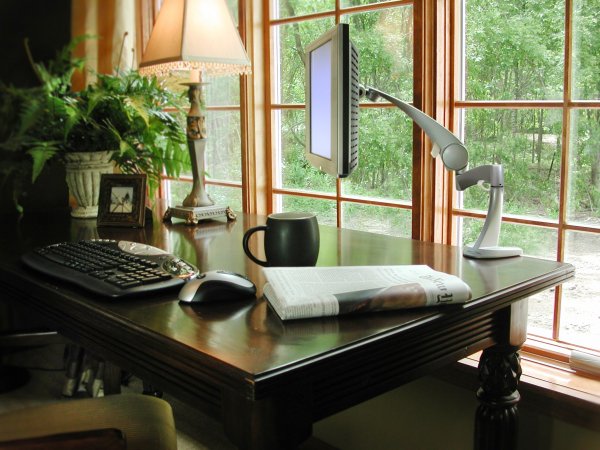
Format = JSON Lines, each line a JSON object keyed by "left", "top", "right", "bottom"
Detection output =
{"left": 474, "top": 344, "right": 522, "bottom": 450}
{"left": 475, "top": 299, "right": 528, "bottom": 450}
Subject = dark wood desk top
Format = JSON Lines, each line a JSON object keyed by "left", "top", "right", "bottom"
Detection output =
{"left": 0, "top": 209, "right": 574, "bottom": 444}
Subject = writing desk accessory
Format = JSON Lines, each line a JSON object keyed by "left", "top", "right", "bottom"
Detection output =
{"left": 21, "top": 239, "right": 198, "bottom": 298}
{"left": 178, "top": 270, "right": 256, "bottom": 303}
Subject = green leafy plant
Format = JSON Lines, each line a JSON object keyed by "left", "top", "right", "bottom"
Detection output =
{"left": 0, "top": 38, "right": 189, "bottom": 212}
{"left": 66, "top": 70, "right": 189, "bottom": 189}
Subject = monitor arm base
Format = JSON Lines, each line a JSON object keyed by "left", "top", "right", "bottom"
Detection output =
{"left": 360, "top": 86, "right": 522, "bottom": 260}
{"left": 463, "top": 245, "right": 523, "bottom": 259}
{"left": 457, "top": 168, "right": 522, "bottom": 259}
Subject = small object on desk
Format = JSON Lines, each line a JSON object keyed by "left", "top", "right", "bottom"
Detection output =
{"left": 242, "top": 212, "right": 320, "bottom": 267}
{"left": 178, "top": 270, "right": 256, "bottom": 304}
{"left": 262, "top": 265, "right": 472, "bottom": 320}
{"left": 21, "top": 240, "right": 199, "bottom": 298}
{"left": 163, "top": 205, "right": 237, "bottom": 225}
{"left": 97, "top": 174, "right": 148, "bottom": 228}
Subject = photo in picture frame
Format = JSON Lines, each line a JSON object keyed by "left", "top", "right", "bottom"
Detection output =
{"left": 97, "top": 174, "right": 147, "bottom": 227}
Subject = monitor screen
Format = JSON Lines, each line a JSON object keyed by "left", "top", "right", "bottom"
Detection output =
{"left": 309, "top": 41, "right": 333, "bottom": 160}
{"left": 305, "top": 24, "right": 359, "bottom": 178}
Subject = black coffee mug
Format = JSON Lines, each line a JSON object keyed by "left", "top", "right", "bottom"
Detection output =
{"left": 242, "top": 212, "right": 320, "bottom": 267}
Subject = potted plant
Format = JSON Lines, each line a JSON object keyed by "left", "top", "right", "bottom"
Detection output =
{"left": 0, "top": 38, "right": 189, "bottom": 216}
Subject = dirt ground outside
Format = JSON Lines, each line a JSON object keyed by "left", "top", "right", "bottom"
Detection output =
{"left": 528, "top": 222, "right": 600, "bottom": 350}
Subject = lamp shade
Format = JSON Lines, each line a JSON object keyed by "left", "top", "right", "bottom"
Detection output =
{"left": 139, "top": 0, "right": 251, "bottom": 77}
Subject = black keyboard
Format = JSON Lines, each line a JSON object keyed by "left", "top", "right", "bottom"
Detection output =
{"left": 22, "top": 240, "right": 199, "bottom": 298}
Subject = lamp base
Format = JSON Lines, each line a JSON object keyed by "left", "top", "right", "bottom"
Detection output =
{"left": 163, "top": 205, "right": 236, "bottom": 225}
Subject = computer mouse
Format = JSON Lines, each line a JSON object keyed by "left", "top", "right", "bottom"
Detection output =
{"left": 178, "top": 270, "right": 256, "bottom": 304}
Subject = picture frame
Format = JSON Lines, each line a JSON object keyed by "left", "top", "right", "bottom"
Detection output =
{"left": 97, "top": 174, "right": 147, "bottom": 227}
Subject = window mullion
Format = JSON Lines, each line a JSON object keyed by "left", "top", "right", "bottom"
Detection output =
{"left": 553, "top": 0, "right": 575, "bottom": 341}
{"left": 414, "top": 0, "right": 451, "bottom": 243}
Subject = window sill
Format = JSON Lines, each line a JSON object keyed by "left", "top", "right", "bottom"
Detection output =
{"left": 435, "top": 351, "right": 600, "bottom": 432}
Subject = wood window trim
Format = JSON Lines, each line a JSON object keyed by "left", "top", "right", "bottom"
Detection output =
{"left": 261, "top": 0, "right": 274, "bottom": 215}
{"left": 238, "top": 0, "right": 258, "bottom": 214}
{"left": 451, "top": 0, "right": 600, "bottom": 355}
{"left": 263, "top": 0, "right": 424, "bottom": 224}
{"left": 414, "top": 0, "right": 453, "bottom": 243}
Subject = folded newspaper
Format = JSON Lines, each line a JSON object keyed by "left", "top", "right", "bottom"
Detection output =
{"left": 262, "top": 265, "right": 472, "bottom": 320}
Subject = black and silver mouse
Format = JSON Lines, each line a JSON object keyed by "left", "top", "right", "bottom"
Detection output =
{"left": 178, "top": 270, "right": 256, "bottom": 304}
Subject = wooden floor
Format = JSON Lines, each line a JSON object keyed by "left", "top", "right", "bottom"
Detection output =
{"left": 0, "top": 343, "right": 337, "bottom": 449}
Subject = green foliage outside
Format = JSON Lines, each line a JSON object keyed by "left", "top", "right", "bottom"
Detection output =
{"left": 271, "top": 0, "right": 599, "bottom": 244}
{"left": 274, "top": 2, "right": 414, "bottom": 232}
{"left": 461, "top": 0, "right": 600, "bottom": 247}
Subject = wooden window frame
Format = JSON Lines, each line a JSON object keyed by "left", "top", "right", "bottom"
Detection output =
{"left": 264, "top": 0, "right": 423, "bottom": 236}
{"left": 263, "top": 0, "right": 600, "bottom": 358}
{"left": 143, "top": 0, "right": 599, "bottom": 359}
{"left": 450, "top": 0, "right": 600, "bottom": 357}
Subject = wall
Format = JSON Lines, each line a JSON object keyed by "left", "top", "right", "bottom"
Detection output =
{"left": 0, "top": 0, "right": 71, "bottom": 213}
{"left": 314, "top": 376, "right": 599, "bottom": 450}
{"left": 0, "top": 0, "right": 69, "bottom": 87}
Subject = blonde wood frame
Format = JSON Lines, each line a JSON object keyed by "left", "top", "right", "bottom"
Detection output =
{"left": 451, "top": 0, "right": 600, "bottom": 354}
{"left": 264, "top": 0, "right": 425, "bottom": 236}
{"left": 414, "top": 0, "right": 454, "bottom": 242}
{"left": 147, "top": 0, "right": 599, "bottom": 358}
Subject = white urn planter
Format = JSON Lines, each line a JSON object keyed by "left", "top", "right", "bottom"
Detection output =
{"left": 64, "top": 151, "right": 115, "bottom": 218}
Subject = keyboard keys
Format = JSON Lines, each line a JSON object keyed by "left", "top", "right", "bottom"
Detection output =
{"left": 89, "top": 271, "right": 111, "bottom": 279}
{"left": 24, "top": 239, "right": 199, "bottom": 297}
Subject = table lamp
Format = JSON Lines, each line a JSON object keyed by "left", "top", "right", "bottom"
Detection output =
{"left": 139, "top": 0, "right": 251, "bottom": 225}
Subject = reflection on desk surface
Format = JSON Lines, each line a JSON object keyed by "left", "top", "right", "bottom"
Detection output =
{"left": 0, "top": 209, "right": 574, "bottom": 377}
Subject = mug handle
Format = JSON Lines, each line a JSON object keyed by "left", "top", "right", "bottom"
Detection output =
{"left": 242, "top": 225, "right": 269, "bottom": 266}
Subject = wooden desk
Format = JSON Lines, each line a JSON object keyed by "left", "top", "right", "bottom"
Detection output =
{"left": 0, "top": 210, "right": 574, "bottom": 450}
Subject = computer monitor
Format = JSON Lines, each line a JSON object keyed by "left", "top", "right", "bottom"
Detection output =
{"left": 304, "top": 24, "right": 521, "bottom": 260}
{"left": 304, "top": 23, "right": 359, "bottom": 178}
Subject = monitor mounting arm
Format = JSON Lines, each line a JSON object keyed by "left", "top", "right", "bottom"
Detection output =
{"left": 360, "top": 86, "right": 522, "bottom": 259}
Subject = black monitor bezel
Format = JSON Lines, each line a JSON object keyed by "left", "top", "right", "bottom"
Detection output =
{"left": 305, "top": 23, "right": 358, "bottom": 178}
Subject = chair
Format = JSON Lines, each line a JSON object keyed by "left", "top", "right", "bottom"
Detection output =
{"left": 0, "top": 394, "right": 178, "bottom": 450}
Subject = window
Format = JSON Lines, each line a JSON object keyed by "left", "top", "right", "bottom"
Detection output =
{"left": 145, "top": 0, "right": 598, "bottom": 357}
{"left": 267, "top": 0, "right": 416, "bottom": 237}
{"left": 266, "top": 0, "right": 599, "bottom": 355}
{"left": 453, "top": 0, "right": 600, "bottom": 353}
